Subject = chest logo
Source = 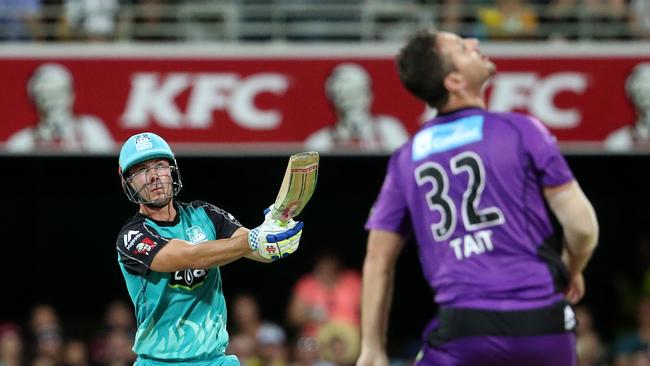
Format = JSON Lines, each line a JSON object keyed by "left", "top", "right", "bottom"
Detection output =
{"left": 170, "top": 269, "right": 208, "bottom": 290}
{"left": 186, "top": 226, "right": 208, "bottom": 244}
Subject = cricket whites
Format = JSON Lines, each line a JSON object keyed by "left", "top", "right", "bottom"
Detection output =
{"left": 271, "top": 151, "right": 319, "bottom": 223}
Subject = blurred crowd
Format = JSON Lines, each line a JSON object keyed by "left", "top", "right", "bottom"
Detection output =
{"left": 1, "top": 249, "right": 649, "bottom": 366}
{"left": 0, "top": 252, "right": 368, "bottom": 366}
{"left": 0, "top": 302, "right": 137, "bottom": 366}
{"left": 0, "top": 0, "right": 649, "bottom": 42}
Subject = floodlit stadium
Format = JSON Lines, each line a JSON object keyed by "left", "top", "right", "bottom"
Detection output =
{"left": 1, "top": 2, "right": 649, "bottom": 366}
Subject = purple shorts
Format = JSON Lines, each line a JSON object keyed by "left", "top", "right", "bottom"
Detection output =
{"left": 415, "top": 333, "right": 576, "bottom": 366}
{"left": 415, "top": 314, "right": 576, "bottom": 366}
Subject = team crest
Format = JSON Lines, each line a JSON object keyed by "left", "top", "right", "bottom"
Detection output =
{"left": 186, "top": 226, "right": 207, "bottom": 244}
{"left": 135, "top": 134, "right": 153, "bottom": 151}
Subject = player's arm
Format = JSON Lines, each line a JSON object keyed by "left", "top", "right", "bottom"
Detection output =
{"left": 202, "top": 202, "right": 301, "bottom": 264}
{"left": 545, "top": 180, "right": 599, "bottom": 276}
{"left": 358, "top": 229, "right": 406, "bottom": 366}
{"left": 150, "top": 234, "right": 252, "bottom": 271}
{"left": 151, "top": 220, "right": 302, "bottom": 271}
{"left": 544, "top": 180, "right": 598, "bottom": 304}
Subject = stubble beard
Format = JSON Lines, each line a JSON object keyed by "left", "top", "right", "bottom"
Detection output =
{"left": 141, "top": 181, "right": 173, "bottom": 208}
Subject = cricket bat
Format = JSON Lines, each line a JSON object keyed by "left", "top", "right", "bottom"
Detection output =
{"left": 271, "top": 151, "right": 319, "bottom": 223}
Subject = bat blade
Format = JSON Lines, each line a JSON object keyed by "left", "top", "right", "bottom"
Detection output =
{"left": 272, "top": 151, "right": 319, "bottom": 222}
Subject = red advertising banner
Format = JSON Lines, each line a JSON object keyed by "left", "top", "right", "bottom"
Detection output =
{"left": 0, "top": 45, "right": 648, "bottom": 153}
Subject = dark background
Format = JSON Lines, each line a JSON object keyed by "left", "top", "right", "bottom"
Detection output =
{"left": 0, "top": 154, "right": 647, "bottom": 348}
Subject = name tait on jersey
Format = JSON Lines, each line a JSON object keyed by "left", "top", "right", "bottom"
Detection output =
{"left": 449, "top": 229, "right": 494, "bottom": 260}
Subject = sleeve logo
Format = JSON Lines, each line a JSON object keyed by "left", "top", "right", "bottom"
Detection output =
{"left": 133, "top": 237, "right": 157, "bottom": 255}
{"left": 123, "top": 230, "right": 143, "bottom": 250}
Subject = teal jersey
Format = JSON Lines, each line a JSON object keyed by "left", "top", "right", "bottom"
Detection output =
{"left": 116, "top": 200, "right": 242, "bottom": 362}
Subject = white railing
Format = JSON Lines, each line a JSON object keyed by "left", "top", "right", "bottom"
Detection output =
{"left": 0, "top": 2, "right": 645, "bottom": 42}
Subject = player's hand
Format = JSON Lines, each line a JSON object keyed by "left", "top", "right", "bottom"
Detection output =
{"left": 248, "top": 206, "right": 303, "bottom": 261}
{"left": 356, "top": 349, "right": 389, "bottom": 366}
{"left": 565, "top": 273, "right": 585, "bottom": 304}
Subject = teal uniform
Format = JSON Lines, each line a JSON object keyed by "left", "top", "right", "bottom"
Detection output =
{"left": 116, "top": 200, "right": 242, "bottom": 364}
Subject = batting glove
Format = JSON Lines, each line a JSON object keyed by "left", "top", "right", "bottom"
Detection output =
{"left": 248, "top": 206, "right": 304, "bottom": 261}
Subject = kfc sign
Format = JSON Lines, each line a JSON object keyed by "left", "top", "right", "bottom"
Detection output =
{"left": 121, "top": 72, "right": 289, "bottom": 130}
{"left": 0, "top": 44, "right": 648, "bottom": 153}
{"left": 488, "top": 72, "right": 588, "bottom": 128}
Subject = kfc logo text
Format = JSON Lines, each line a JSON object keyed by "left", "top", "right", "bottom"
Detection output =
{"left": 488, "top": 72, "right": 588, "bottom": 128}
{"left": 120, "top": 72, "right": 289, "bottom": 130}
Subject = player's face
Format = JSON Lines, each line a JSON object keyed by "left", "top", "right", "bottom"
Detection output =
{"left": 437, "top": 32, "right": 495, "bottom": 90}
{"left": 127, "top": 159, "right": 173, "bottom": 205}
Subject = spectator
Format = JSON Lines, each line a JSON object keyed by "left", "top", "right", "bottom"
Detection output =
{"left": 629, "top": 0, "right": 650, "bottom": 39}
{"left": 229, "top": 293, "right": 288, "bottom": 366}
{"left": 438, "top": 0, "right": 463, "bottom": 35}
{"left": 127, "top": 0, "right": 179, "bottom": 41}
{"left": 227, "top": 334, "right": 262, "bottom": 366}
{"left": 613, "top": 296, "right": 650, "bottom": 366}
{"left": 315, "top": 322, "right": 359, "bottom": 366}
{"left": 231, "top": 293, "right": 286, "bottom": 340}
{"left": 627, "top": 345, "right": 650, "bottom": 366}
{"left": 476, "top": 0, "right": 539, "bottom": 40}
{"left": 0, "top": 0, "right": 42, "bottom": 41}
{"left": 258, "top": 326, "right": 290, "bottom": 366}
{"left": 103, "top": 300, "right": 135, "bottom": 333}
{"left": 102, "top": 329, "right": 135, "bottom": 366}
{"left": 276, "top": 0, "right": 363, "bottom": 42}
{"left": 575, "top": 305, "right": 607, "bottom": 366}
{"left": 584, "top": 0, "right": 626, "bottom": 19}
{"left": 62, "top": 340, "right": 90, "bottom": 366}
{"left": 543, "top": 0, "right": 580, "bottom": 41}
{"left": 89, "top": 300, "right": 135, "bottom": 365}
{"left": 29, "top": 304, "right": 63, "bottom": 362}
{"left": 584, "top": 0, "right": 629, "bottom": 39}
{"left": 0, "top": 323, "right": 23, "bottom": 366}
{"left": 59, "top": 0, "right": 120, "bottom": 41}
{"left": 287, "top": 251, "right": 361, "bottom": 363}
{"left": 35, "top": 327, "right": 63, "bottom": 364}
{"left": 290, "top": 336, "right": 334, "bottom": 366}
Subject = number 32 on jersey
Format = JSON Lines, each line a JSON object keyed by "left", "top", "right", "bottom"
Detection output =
{"left": 415, "top": 151, "right": 505, "bottom": 261}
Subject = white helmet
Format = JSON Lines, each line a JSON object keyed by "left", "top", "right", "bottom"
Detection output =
{"left": 626, "top": 63, "right": 650, "bottom": 114}
{"left": 27, "top": 63, "right": 74, "bottom": 115}
{"left": 325, "top": 63, "right": 372, "bottom": 113}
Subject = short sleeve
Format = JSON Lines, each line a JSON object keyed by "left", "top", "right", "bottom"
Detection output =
{"left": 364, "top": 150, "right": 411, "bottom": 236}
{"left": 519, "top": 115, "right": 574, "bottom": 187}
{"left": 198, "top": 202, "right": 242, "bottom": 238}
{"left": 116, "top": 220, "right": 169, "bottom": 276}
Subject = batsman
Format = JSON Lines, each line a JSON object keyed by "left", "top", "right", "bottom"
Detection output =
{"left": 115, "top": 132, "right": 316, "bottom": 366}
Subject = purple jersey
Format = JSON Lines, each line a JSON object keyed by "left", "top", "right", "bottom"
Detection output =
{"left": 366, "top": 107, "right": 574, "bottom": 311}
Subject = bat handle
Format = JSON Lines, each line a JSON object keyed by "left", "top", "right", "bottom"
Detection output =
{"left": 271, "top": 206, "right": 296, "bottom": 224}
